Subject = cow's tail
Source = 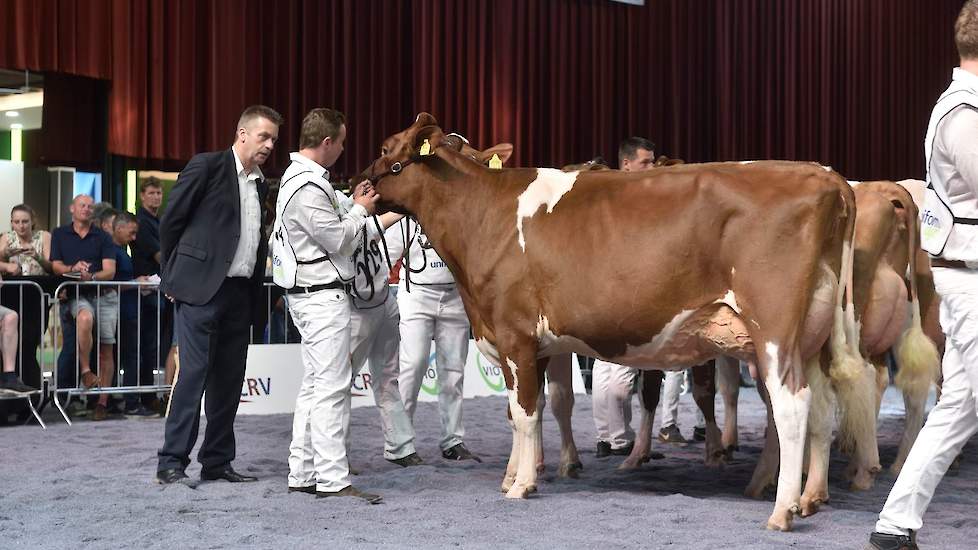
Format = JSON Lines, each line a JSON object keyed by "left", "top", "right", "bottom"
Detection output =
{"left": 827, "top": 186, "right": 877, "bottom": 456}
{"left": 894, "top": 197, "right": 941, "bottom": 402}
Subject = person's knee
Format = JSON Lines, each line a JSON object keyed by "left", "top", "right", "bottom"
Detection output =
{"left": 77, "top": 309, "right": 94, "bottom": 328}
{"left": 2, "top": 311, "right": 17, "bottom": 330}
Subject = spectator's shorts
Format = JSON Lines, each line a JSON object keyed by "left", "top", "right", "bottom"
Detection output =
{"left": 0, "top": 304, "right": 15, "bottom": 321}
{"left": 66, "top": 292, "right": 120, "bottom": 344}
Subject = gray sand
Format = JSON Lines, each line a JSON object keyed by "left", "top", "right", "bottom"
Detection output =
{"left": 1, "top": 386, "right": 975, "bottom": 549}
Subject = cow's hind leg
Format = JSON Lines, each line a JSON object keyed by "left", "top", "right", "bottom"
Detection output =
{"left": 759, "top": 346, "right": 811, "bottom": 532}
{"left": 692, "top": 360, "right": 725, "bottom": 466}
{"left": 621, "top": 369, "right": 664, "bottom": 470}
{"left": 547, "top": 354, "right": 582, "bottom": 478}
{"left": 716, "top": 356, "right": 741, "bottom": 460}
{"left": 800, "top": 355, "right": 836, "bottom": 517}
{"left": 502, "top": 405, "right": 520, "bottom": 493}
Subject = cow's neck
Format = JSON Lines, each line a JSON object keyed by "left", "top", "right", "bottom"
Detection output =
{"left": 397, "top": 151, "right": 496, "bottom": 284}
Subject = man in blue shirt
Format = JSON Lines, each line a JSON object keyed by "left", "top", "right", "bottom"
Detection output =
{"left": 50, "top": 194, "right": 116, "bottom": 391}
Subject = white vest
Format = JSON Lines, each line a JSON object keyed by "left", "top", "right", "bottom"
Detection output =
{"left": 921, "top": 69, "right": 978, "bottom": 260}
{"left": 392, "top": 218, "right": 458, "bottom": 287}
{"left": 272, "top": 161, "right": 356, "bottom": 288}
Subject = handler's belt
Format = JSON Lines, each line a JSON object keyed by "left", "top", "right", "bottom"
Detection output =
{"left": 931, "top": 258, "right": 972, "bottom": 269}
{"left": 285, "top": 281, "right": 347, "bottom": 294}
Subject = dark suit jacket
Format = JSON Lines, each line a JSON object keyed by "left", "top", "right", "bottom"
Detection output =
{"left": 160, "top": 149, "right": 269, "bottom": 328}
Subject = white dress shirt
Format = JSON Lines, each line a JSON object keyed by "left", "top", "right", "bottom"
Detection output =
{"left": 227, "top": 146, "right": 264, "bottom": 277}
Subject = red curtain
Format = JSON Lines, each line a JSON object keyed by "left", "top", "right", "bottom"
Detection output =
{"left": 0, "top": 0, "right": 966, "bottom": 180}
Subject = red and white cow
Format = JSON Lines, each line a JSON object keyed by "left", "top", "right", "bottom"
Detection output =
{"left": 362, "top": 114, "right": 871, "bottom": 531}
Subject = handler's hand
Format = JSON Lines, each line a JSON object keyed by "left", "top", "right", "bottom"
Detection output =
{"left": 353, "top": 182, "right": 380, "bottom": 215}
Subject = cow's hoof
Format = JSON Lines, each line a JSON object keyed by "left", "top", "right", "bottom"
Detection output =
{"left": 723, "top": 445, "right": 738, "bottom": 461}
{"left": 536, "top": 463, "right": 546, "bottom": 475}
{"left": 799, "top": 493, "right": 828, "bottom": 517}
{"left": 744, "top": 480, "right": 772, "bottom": 500}
{"left": 705, "top": 450, "right": 727, "bottom": 468}
{"left": 557, "top": 461, "right": 582, "bottom": 479}
{"left": 889, "top": 462, "right": 904, "bottom": 477}
{"left": 850, "top": 471, "right": 876, "bottom": 491}
{"left": 500, "top": 475, "right": 516, "bottom": 493}
{"left": 765, "top": 509, "right": 794, "bottom": 532}
{"left": 618, "top": 457, "right": 645, "bottom": 471}
{"left": 505, "top": 484, "right": 534, "bottom": 499}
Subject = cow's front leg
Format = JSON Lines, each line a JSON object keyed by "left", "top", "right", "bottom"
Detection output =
{"left": 505, "top": 355, "right": 545, "bottom": 499}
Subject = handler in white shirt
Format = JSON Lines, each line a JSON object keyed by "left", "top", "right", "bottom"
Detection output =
{"left": 272, "top": 108, "right": 381, "bottom": 503}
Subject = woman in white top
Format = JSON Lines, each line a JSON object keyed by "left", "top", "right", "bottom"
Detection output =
{"left": 0, "top": 204, "right": 52, "bottom": 276}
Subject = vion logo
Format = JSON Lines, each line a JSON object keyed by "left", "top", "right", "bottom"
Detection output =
{"left": 476, "top": 353, "right": 506, "bottom": 392}
{"left": 240, "top": 377, "right": 271, "bottom": 403}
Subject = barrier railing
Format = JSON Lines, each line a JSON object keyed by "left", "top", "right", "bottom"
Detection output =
{"left": 51, "top": 280, "right": 171, "bottom": 425}
{"left": 0, "top": 280, "right": 47, "bottom": 428}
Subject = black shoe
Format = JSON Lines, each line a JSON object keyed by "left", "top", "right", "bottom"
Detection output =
{"left": 0, "top": 373, "right": 35, "bottom": 394}
{"left": 316, "top": 485, "right": 383, "bottom": 504}
{"left": 288, "top": 485, "right": 317, "bottom": 494}
{"left": 386, "top": 452, "right": 424, "bottom": 467}
{"left": 595, "top": 441, "right": 612, "bottom": 458}
{"left": 865, "top": 531, "right": 918, "bottom": 550}
{"left": 693, "top": 426, "right": 706, "bottom": 442}
{"left": 200, "top": 466, "right": 258, "bottom": 483}
{"left": 442, "top": 443, "right": 482, "bottom": 463}
{"left": 156, "top": 468, "right": 189, "bottom": 484}
{"left": 609, "top": 442, "right": 635, "bottom": 456}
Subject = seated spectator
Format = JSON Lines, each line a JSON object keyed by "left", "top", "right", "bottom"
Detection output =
{"left": 0, "top": 278, "right": 33, "bottom": 393}
{"left": 50, "top": 194, "right": 116, "bottom": 391}
{"left": 0, "top": 204, "right": 52, "bottom": 276}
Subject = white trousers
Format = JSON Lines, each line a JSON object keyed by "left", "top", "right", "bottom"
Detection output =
{"left": 591, "top": 360, "right": 636, "bottom": 449}
{"left": 877, "top": 267, "right": 978, "bottom": 536}
{"left": 286, "top": 289, "right": 352, "bottom": 493}
{"left": 350, "top": 296, "right": 417, "bottom": 460}
{"left": 659, "top": 369, "right": 685, "bottom": 429}
{"left": 397, "top": 284, "right": 469, "bottom": 452}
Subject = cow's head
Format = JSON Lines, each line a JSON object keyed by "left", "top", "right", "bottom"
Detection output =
{"left": 359, "top": 113, "right": 513, "bottom": 214}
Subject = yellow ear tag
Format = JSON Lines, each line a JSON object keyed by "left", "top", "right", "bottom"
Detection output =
{"left": 419, "top": 139, "right": 432, "bottom": 156}
{"left": 488, "top": 153, "right": 503, "bottom": 169}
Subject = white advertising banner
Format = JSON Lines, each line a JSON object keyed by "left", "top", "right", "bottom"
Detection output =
{"left": 234, "top": 342, "right": 587, "bottom": 416}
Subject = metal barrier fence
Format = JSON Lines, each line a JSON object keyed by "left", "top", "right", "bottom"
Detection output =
{"left": 51, "top": 280, "right": 171, "bottom": 425}
{"left": 0, "top": 280, "right": 47, "bottom": 428}
{"left": 46, "top": 280, "right": 299, "bottom": 425}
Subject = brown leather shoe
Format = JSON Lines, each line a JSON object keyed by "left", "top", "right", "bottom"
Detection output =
{"left": 316, "top": 486, "right": 383, "bottom": 504}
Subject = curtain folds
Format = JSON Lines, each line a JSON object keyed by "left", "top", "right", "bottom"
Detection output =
{"left": 0, "top": 0, "right": 965, "bottom": 180}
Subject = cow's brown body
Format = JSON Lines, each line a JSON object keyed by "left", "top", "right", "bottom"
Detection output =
{"left": 363, "top": 114, "right": 863, "bottom": 531}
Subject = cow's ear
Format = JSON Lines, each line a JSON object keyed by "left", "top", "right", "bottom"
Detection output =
{"left": 413, "top": 125, "right": 446, "bottom": 153}
{"left": 478, "top": 143, "right": 514, "bottom": 165}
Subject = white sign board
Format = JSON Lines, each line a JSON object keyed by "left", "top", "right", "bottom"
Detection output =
{"left": 233, "top": 342, "right": 587, "bottom": 416}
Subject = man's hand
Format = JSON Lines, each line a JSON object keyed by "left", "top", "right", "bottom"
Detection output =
{"left": 72, "top": 261, "right": 91, "bottom": 273}
{"left": 353, "top": 181, "right": 381, "bottom": 215}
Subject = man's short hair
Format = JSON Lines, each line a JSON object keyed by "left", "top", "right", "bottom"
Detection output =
{"left": 237, "top": 105, "right": 284, "bottom": 133}
{"left": 113, "top": 211, "right": 138, "bottom": 230}
{"left": 299, "top": 108, "right": 347, "bottom": 150}
{"left": 618, "top": 137, "right": 657, "bottom": 166}
{"left": 139, "top": 177, "right": 162, "bottom": 194}
{"left": 93, "top": 204, "right": 117, "bottom": 227}
{"left": 957, "top": 0, "right": 978, "bottom": 60}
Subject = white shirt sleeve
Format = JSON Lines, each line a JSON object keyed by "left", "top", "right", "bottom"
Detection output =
{"left": 946, "top": 106, "right": 978, "bottom": 200}
{"left": 294, "top": 183, "right": 368, "bottom": 258}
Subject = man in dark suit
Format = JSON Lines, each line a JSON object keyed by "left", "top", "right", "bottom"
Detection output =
{"left": 156, "top": 105, "right": 282, "bottom": 485}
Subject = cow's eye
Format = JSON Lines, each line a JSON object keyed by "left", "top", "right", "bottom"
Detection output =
{"left": 381, "top": 147, "right": 389, "bottom": 156}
